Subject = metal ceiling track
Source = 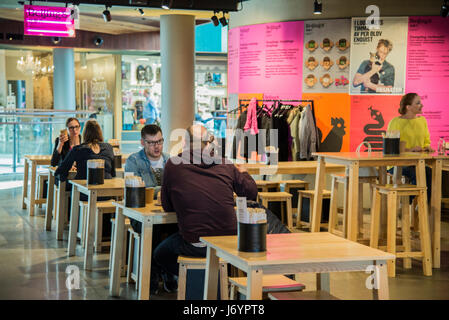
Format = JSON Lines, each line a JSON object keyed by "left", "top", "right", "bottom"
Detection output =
{"left": 39, "top": 0, "right": 243, "bottom": 11}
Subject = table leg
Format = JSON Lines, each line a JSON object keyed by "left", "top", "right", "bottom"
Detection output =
{"left": 84, "top": 190, "right": 97, "bottom": 270}
{"left": 138, "top": 218, "right": 153, "bottom": 300}
{"left": 379, "top": 166, "right": 388, "bottom": 241}
{"left": 316, "top": 273, "right": 330, "bottom": 292}
{"left": 110, "top": 206, "right": 125, "bottom": 297}
{"left": 56, "top": 180, "right": 67, "bottom": 240}
{"left": 431, "top": 159, "right": 442, "bottom": 268}
{"left": 45, "top": 170, "right": 55, "bottom": 231}
{"left": 311, "top": 156, "right": 326, "bottom": 232}
{"left": 374, "top": 261, "right": 389, "bottom": 300}
{"left": 22, "top": 159, "right": 29, "bottom": 209}
{"left": 67, "top": 186, "right": 80, "bottom": 256}
{"left": 204, "top": 246, "right": 219, "bottom": 300}
{"left": 347, "top": 161, "right": 360, "bottom": 241}
{"left": 246, "top": 268, "right": 263, "bottom": 300}
{"left": 29, "top": 162, "right": 37, "bottom": 216}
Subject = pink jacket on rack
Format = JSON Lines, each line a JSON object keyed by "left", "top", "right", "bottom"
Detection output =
{"left": 243, "top": 97, "right": 259, "bottom": 135}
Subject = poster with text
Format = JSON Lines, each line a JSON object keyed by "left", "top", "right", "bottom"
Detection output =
{"left": 303, "top": 93, "right": 351, "bottom": 152}
{"left": 227, "top": 28, "right": 240, "bottom": 94}
{"left": 420, "top": 93, "right": 449, "bottom": 150}
{"left": 302, "top": 19, "right": 351, "bottom": 94}
{"left": 349, "top": 95, "right": 402, "bottom": 152}
{"left": 406, "top": 16, "right": 449, "bottom": 94}
{"left": 228, "top": 21, "right": 303, "bottom": 97}
{"left": 349, "top": 17, "right": 408, "bottom": 95}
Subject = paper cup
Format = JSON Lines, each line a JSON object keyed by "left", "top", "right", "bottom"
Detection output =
{"left": 145, "top": 188, "right": 154, "bottom": 204}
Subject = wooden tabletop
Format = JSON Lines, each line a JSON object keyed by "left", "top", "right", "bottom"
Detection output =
{"left": 113, "top": 201, "right": 177, "bottom": 223}
{"left": 313, "top": 152, "right": 437, "bottom": 161}
{"left": 239, "top": 161, "right": 345, "bottom": 175}
{"left": 24, "top": 155, "right": 52, "bottom": 161}
{"left": 69, "top": 178, "right": 124, "bottom": 190}
{"left": 200, "top": 232, "right": 395, "bottom": 267}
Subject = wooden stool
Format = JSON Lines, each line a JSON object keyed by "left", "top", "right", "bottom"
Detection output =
{"left": 109, "top": 218, "right": 131, "bottom": 277}
{"left": 255, "top": 180, "right": 280, "bottom": 192}
{"left": 369, "top": 184, "right": 432, "bottom": 277}
{"left": 79, "top": 200, "right": 116, "bottom": 252}
{"left": 328, "top": 175, "right": 377, "bottom": 238}
{"left": 229, "top": 275, "right": 305, "bottom": 300}
{"left": 37, "top": 172, "right": 48, "bottom": 208}
{"left": 280, "top": 179, "right": 310, "bottom": 212}
{"left": 258, "top": 192, "right": 293, "bottom": 230}
{"left": 177, "top": 256, "right": 229, "bottom": 300}
{"left": 297, "top": 190, "right": 331, "bottom": 231}
{"left": 268, "top": 291, "right": 339, "bottom": 300}
{"left": 127, "top": 227, "right": 141, "bottom": 287}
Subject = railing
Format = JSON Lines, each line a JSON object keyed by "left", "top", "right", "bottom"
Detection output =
{"left": 0, "top": 108, "right": 95, "bottom": 173}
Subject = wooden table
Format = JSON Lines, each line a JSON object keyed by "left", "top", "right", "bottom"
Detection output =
{"left": 202, "top": 232, "right": 395, "bottom": 300}
{"left": 67, "top": 178, "right": 125, "bottom": 270}
{"left": 311, "top": 152, "right": 433, "bottom": 243}
{"left": 239, "top": 160, "right": 345, "bottom": 176}
{"left": 45, "top": 167, "right": 76, "bottom": 240}
{"left": 22, "top": 155, "right": 51, "bottom": 216}
{"left": 109, "top": 202, "right": 177, "bottom": 300}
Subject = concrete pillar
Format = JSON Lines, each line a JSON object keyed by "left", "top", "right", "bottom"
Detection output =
{"left": 160, "top": 14, "right": 195, "bottom": 154}
{"left": 53, "top": 48, "right": 75, "bottom": 110}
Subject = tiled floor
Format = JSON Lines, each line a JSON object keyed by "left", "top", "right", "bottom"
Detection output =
{"left": 1, "top": 186, "right": 449, "bottom": 300}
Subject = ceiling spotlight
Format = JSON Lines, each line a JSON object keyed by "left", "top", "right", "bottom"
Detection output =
{"left": 219, "top": 12, "right": 228, "bottom": 27}
{"left": 161, "top": 0, "right": 173, "bottom": 10}
{"left": 442, "top": 1, "right": 449, "bottom": 17}
{"left": 211, "top": 11, "right": 219, "bottom": 26}
{"left": 313, "top": 0, "right": 322, "bottom": 15}
{"left": 102, "top": 5, "right": 111, "bottom": 22}
{"left": 138, "top": 8, "right": 144, "bottom": 16}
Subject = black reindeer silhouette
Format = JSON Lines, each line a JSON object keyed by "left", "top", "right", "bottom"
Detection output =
{"left": 318, "top": 117, "right": 346, "bottom": 152}
{"left": 363, "top": 106, "right": 386, "bottom": 151}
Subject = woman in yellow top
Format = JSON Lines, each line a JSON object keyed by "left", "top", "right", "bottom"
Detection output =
{"left": 387, "top": 93, "right": 433, "bottom": 200}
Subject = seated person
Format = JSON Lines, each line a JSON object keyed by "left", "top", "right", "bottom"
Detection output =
{"left": 55, "top": 119, "right": 116, "bottom": 202}
{"left": 124, "top": 124, "right": 174, "bottom": 294}
{"left": 51, "top": 117, "right": 82, "bottom": 167}
{"left": 153, "top": 124, "right": 258, "bottom": 294}
{"left": 387, "top": 93, "right": 434, "bottom": 200}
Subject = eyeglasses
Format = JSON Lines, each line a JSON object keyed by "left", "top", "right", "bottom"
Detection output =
{"left": 68, "top": 125, "right": 80, "bottom": 130}
{"left": 144, "top": 138, "right": 164, "bottom": 147}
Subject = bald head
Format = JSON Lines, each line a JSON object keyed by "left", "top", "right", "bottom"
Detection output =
{"left": 185, "top": 124, "right": 213, "bottom": 151}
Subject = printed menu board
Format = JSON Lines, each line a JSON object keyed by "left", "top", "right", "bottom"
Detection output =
{"left": 228, "top": 21, "right": 303, "bottom": 96}
{"left": 302, "top": 19, "right": 351, "bottom": 93}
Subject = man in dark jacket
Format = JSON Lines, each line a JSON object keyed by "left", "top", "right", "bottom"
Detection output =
{"left": 154, "top": 124, "right": 258, "bottom": 282}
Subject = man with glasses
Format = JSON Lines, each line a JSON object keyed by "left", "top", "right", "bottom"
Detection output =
{"left": 124, "top": 124, "right": 175, "bottom": 295}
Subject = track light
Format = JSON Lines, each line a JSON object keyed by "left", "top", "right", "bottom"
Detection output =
{"left": 138, "top": 8, "right": 144, "bottom": 16}
{"left": 211, "top": 11, "right": 219, "bottom": 26}
{"left": 442, "top": 0, "right": 449, "bottom": 17}
{"left": 219, "top": 12, "right": 228, "bottom": 27}
{"left": 161, "top": 0, "right": 173, "bottom": 10}
{"left": 102, "top": 5, "right": 111, "bottom": 22}
{"left": 313, "top": 0, "right": 322, "bottom": 15}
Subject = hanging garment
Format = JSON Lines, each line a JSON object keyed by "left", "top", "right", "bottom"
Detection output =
{"left": 243, "top": 97, "right": 259, "bottom": 135}
{"left": 271, "top": 104, "right": 291, "bottom": 162}
{"left": 299, "top": 105, "right": 319, "bottom": 160}
{"left": 287, "top": 108, "right": 301, "bottom": 161}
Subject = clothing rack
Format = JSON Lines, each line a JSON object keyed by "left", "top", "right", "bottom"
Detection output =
{"left": 227, "top": 98, "right": 320, "bottom": 161}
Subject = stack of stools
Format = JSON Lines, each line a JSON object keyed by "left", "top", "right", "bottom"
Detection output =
{"left": 297, "top": 190, "right": 331, "bottom": 231}
{"left": 328, "top": 174, "right": 378, "bottom": 238}
{"left": 254, "top": 180, "right": 280, "bottom": 193}
{"left": 280, "top": 180, "right": 310, "bottom": 219}
{"left": 369, "top": 184, "right": 432, "bottom": 277}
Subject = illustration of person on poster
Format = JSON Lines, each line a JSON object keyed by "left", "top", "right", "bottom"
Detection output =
{"left": 350, "top": 17, "right": 408, "bottom": 95}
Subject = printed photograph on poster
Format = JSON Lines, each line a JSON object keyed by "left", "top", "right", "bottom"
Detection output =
{"left": 349, "top": 95, "right": 402, "bottom": 152}
{"left": 350, "top": 17, "right": 408, "bottom": 95}
{"left": 302, "top": 19, "right": 351, "bottom": 94}
{"left": 303, "top": 93, "right": 351, "bottom": 152}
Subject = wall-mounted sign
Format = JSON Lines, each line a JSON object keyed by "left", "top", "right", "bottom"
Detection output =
{"left": 24, "top": 5, "right": 75, "bottom": 37}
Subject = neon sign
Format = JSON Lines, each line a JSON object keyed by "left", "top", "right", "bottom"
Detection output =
{"left": 24, "top": 5, "right": 75, "bottom": 37}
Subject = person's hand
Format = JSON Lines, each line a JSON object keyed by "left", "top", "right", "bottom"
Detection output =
{"left": 235, "top": 164, "right": 248, "bottom": 173}
{"left": 409, "top": 146, "right": 423, "bottom": 152}
{"left": 57, "top": 133, "right": 68, "bottom": 153}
